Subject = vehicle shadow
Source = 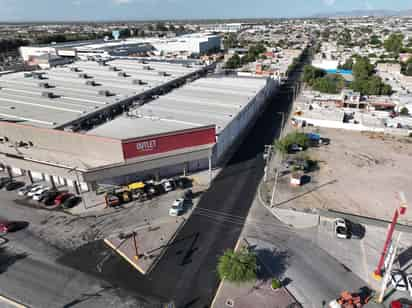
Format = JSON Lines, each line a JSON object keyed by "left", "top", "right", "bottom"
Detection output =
{"left": 0, "top": 246, "right": 28, "bottom": 274}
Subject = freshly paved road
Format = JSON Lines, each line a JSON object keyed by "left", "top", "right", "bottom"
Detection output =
{"left": 59, "top": 54, "right": 309, "bottom": 308}
{"left": 243, "top": 198, "right": 383, "bottom": 308}
{"left": 0, "top": 228, "right": 143, "bottom": 308}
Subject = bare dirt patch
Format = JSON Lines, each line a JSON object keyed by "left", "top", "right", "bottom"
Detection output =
{"left": 273, "top": 128, "right": 412, "bottom": 223}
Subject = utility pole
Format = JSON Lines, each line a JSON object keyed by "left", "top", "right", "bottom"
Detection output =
{"left": 132, "top": 231, "right": 140, "bottom": 261}
{"left": 263, "top": 145, "right": 274, "bottom": 182}
{"left": 68, "top": 166, "right": 88, "bottom": 210}
{"left": 270, "top": 168, "right": 279, "bottom": 207}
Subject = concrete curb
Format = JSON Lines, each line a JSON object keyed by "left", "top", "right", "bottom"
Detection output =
{"left": 0, "top": 294, "right": 27, "bottom": 308}
{"left": 258, "top": 181, "right": 319, "bottom": 229}
{"left": 145, "top": 217, "right": 187, "bottom": 275}
{"left": 319, "top": 209, "right": 412, "bottom": 233}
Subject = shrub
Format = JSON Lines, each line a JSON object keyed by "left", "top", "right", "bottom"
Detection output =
{"left": 217, "top": 248, "right": 257, "bottom": 284}
{"left": 271, "top": 278, "right": 281, "bottom": 289}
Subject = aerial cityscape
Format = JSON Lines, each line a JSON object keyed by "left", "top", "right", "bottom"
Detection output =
{"left": 0, "top": 1, "right": 412, "bottom": 308}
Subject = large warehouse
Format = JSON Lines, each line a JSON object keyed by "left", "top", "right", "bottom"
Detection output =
{"left": 20, "top": 33, "right": 222, "bottom": 63}
{"left": 0, "top": 59, "right": 278, "bottom": 193}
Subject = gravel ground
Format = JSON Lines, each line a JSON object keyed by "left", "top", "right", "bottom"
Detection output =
{"left": 271, "top": 127, "right": 412, "bottom": 223}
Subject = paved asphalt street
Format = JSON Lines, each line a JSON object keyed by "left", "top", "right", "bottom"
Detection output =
{"left": 244, "top": 199, "right": 383, "bottom": 308}
{"left": 0, "top": 228, "right": 143, "bottom": 308}
{"left": 59, "top": 52, "right": 310, "bottom": 308}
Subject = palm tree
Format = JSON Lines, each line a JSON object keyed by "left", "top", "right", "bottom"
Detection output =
{"left": 217, "top": 248, "right": 257, "bottom": 284}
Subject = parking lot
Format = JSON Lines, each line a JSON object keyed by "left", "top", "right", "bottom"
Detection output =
{"left": 0, "top": 169, "right": 209, "bottom": 253}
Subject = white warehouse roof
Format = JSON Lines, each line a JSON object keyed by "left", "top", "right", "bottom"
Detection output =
{"left": 87, "top": 76, "right": 267, "bottom": 139}
{"left": 0, "top": 59, "right": 206, "bottom": 128}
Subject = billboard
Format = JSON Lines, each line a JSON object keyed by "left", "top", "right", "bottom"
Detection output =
{"left": 122, "top": 127, "right": 216, "bottom": 160}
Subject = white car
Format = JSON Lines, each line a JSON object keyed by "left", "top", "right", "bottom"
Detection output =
{"left": 27, "top": 185, "right": 44, "bottom": 197}
{"left": 18, "top": 184, "right": 40, "bottom": 196}
{"left": 334, "top": 218, "right": 349, "bottom": 239}
{"left": 161, "top": 180, "right": 173, "bottom": 193}
{"left": 32, "top": 188, "right": 50, "bottom": 201}
{"left": 169, "top": 199, "right": 185, "bottom": 216}
{"left": 391, "top": 271, "right": 408, "bottom": 292}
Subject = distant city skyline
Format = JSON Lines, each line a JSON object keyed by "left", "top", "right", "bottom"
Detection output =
{"left": 0, "top": 0, "right": 411, "bottom": 22}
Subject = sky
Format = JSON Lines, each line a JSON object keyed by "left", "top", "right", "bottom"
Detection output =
{"left": 0, "top": 0, "right": 411, "bottom": 22}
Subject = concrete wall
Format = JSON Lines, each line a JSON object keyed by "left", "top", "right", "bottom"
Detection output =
{"left": 0, "top": 122, "right": 124, "bottom": 163}
{"left": 213, "top": 78, "right": 279, "bottom": 163}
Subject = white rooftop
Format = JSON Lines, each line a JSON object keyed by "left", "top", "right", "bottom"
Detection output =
{"left": 87, "top": 76, "right": 267, "bottom": 140}
{"left": 0, "top": 59, "right": 205, "bottom": 128}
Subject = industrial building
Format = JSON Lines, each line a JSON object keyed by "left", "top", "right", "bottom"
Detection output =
{"left": 19, "top": 33, "right": 222, "bottom": 64}
{"left": 0, "top": 58, "right": 278, "bottom": 194}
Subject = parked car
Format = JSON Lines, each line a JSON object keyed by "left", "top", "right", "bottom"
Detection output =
{"left": 62, "top": 196, "right": 82, "bottom": 209}
{"left": 334, "top": 218, "right": 350, "bottom": 239}
{"left": 18, "top": 184, "right": 40, "bottom": 196}
{"left": 0, "top": 177, "right": 12, "bottom": 189}
{"left": 54, "top": 192, "right": 73, "bottom": 206}
{"left": 5, "top": 181, "right": 25, "bottom": 191}
{"left": 0, "top": 220, "right": 19, "bottom": 233}
{"left": 391, "top": 271, "right": 408, "bottom": 292}
{"left": 32, "top": 187, "right": 50, "bottom": 201}
{"left": 169, "top": 198, "right": 185, "bottom": 216}
{"left": 27, "top": 185, "right": 45, "bottom": 197}
{"left": 288, "top": 144, "right": 303, "bottom": 153}
{"left": 391, "top": 298, "right": 412, "bottom": 308}
{"left": 43, "top": 191, "right": 63, "bottom": 206}
{"left": 161, "top": 180, "right": 174, "bottom": 193}
{"left": 106, "top": 194, "right": 120, "bottom": 207}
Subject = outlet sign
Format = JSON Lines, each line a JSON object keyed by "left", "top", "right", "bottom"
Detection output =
{"left": 122, "top": 127, "right": 216, "bottom": 160}
{"left": 136, "top": 139, "right": 157, "bottom": 152}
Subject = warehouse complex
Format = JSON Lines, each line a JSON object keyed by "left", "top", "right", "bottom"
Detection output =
{"left": 0, "top": 58, "right": 279, "bottom": 193}
{"left": 19, "top": 33, "right": 222, "bottom": 64}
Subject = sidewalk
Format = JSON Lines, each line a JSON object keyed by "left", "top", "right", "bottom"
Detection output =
{"left": 104, "top": 216, "right": 186, "bottom": 275}
{"left": 211, "top": 238, "right": 300, "bottom": 308}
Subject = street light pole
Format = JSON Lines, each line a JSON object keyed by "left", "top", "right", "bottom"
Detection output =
{"left": 68, "top": 166, "right": 88, "bottom": 211}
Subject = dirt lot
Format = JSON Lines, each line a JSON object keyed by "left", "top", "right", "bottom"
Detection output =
{"left": 273, "top": 127, "right": 412, "bottom": 224}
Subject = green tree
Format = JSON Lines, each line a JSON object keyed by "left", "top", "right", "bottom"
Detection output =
{"left": 370, "top": 35, "right": 382, "bottom": 46}
{"left": 352, "top": 57, "right": 374, "bottom": 80}
{"left": 384, "top": 33, "right": 404, "bottom": 54}
{"left": 303, "top": 65, "right": 326, "bottom": 85}
{"left": 223, "top": 33, "right": 238, "bottom": 50}
{"left": 217, "top": 248, "right": 257, "bottom": 284}
{"left": 275, "top": 131, "right": 310, "bottom": 156}
{"left": 312, "top": 74, "right": 345, "bottom": 94}
{"left": 337, "top": 29, "right": 352, "bottom": 47}
{"left": 400, "top": 107, "right": 409, "bottom": 116}
{"left": 225, "top": 53, "right": 241, "bottom": 69}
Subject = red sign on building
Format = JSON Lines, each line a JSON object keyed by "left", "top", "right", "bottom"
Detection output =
{"left": 122, "top": 126, "right": 216, "bottom": 160}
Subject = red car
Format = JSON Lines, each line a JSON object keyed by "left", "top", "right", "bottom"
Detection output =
{"left": 391, "top": 299, "right": 412, "bottom": 308}
{"left": 0, "top": 221, "right": 18, "bottom": 233}
{"left": 54, "top": 192, "right": 73, "bottom": 206}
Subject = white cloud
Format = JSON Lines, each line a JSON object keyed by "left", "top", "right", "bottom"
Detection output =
{"left": 323, "top": 0, "right": 336, "bottom": 6}
{"left": 112, "top": 0, "right": 133, "bottom": 4}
